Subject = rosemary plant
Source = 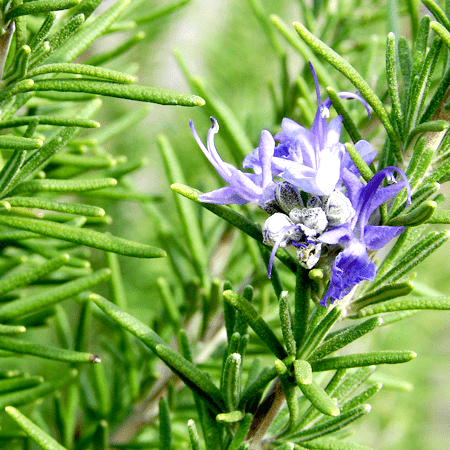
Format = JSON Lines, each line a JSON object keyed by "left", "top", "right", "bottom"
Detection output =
{"left": 1, "top": 0, "right": 450, "bottom": 449}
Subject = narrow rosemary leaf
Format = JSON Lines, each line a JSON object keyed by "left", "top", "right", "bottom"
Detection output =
{"left": 355, "top": 297, "right": 450, "bottom": 317}
{"left": 0, "top": 376, "right": 42, "bottom": 395}
{"left": 228, "top": 413, "right": 252, "bottom": 450}
{"left": 287, "top": 405, "right": 371, "bottom": 442}
{"left": 309, "top": 350, "right": 416, "bottom": 372}
{"left": 298, "top": 380, "right": 340, "bottom": 417}
{"left": 0, "top": 135, "right": 42, "bottom": 150}
{"left": 406, "top": 36, "right": 441, "bottom": 134}
{"left": 378, "top": 310, "right": 418, "bottom": 325}
{"left": 0, "top": 253, "right": 69, "bottom": 296}
{"left": 292, "top": 22, "right": 402, "bottom": 160}
{"left": 3, "top": 44, "right": 30, "bottom": 83}
{"left": 5, "top": 406, "right": 67, "bottom": 450}
{"left": 326, "top": 87, "right": 363, "bottom": 143}
{"left": 276, "top": 360, "right": 299, "bottom": 433}
{"left": 270, "top": 15, "right": 335, "bottom": 87}
{"left": 187, "top": 420, "right": 201, "bottom": 450}
{"left": 411, "top": 16, "right": 430, "bottom": 80}
{"left": 0, "top": 230, "right": 40, "bottom": 242}
{"left": 171, "top": 183, "right": 298, "bottom": 273}
{"left": 0, "top": 269, "right": 110, "bottom": 321}
{"left": 341, "top": 383, "right": 382, "bottom": 414}
{"left": 386, "top": 33, "right": 404, "bottom": 139}
{"left": 156, "top": 278, "right": 181, "bottom": 328}
{"left": 369, "top": 373, "right": 413, "bottom": 391}
{"left": 308, "top": 317, "right": 383, "bottom": 361}
{"left": 405, "top": 120, "right": 448, "bottom": 149}
{"left": 50, "top": 153, "right": 114, "bottom": 168}
{"left": 45, "top": 0, "right": 130, "bottom": 64}
{"left": 279, "top": 291, "right": 296, "bottom": 356}
{"left": 294, "top": 359, "right": 313, "bottom": 385}
{"left": 423, "top": 0, "right": 450, "bottom": 31}
{"left": 224, "top": 353, "right": 241, "bottom": 411}
{"left": 0, "top": 115, "right": 99, "bottom": 129}
{"left": 26, "top": 63, "right": 134, "bottom": 84}
{"left": 5, "top": 0, "right": 80, "bottom": 21}
{"left": 159, "top": 398, "right": 172, "bottom": 450}
{"left": 297, "top": 306, "right": 343, "bottom": 360}
{"left": 344, "top": 143, "right": 374, "bottom": 182}
{"left": 351, "top": 281, "right": 414, "bottom": 309}
{"left": 134, "top": 0, "right": 191, "bottom": 25}
{"left": 156, "top": 344, "right": 225, "bottom": 413}
{"left": 0, "top": 151, "right": 27, "bottom": 196}
{"left": 174, "top": 51, "right": 252, "bottom": 162}
{"left": 84, "top": 32, "right": 145, "bottom": 66}
{"left": 299, "top": 436, "right": 374, "bottom": 449}
{"left": 12, "top": 99, "right": 102, "bottom": 187}
{"left": 294, "top": 267, "right": 311, "bottom": 349}
{"left": 0, "top": 215, "right": 166, "bottom": 258}
{"left": 158, "top": 135, "right": 207, "bottom": 275}
{"left": 29, "top": 12, "right": 57, "bottom": 52}
{"left": 87, "top": 107, "right": 149, "bottom": 144}
{"left": 223, "top": 290, "right": 288, "bottom": 360}
{"left": 0, "top": 369, "right": 77, "bottom": 409}
{"left": 6, "top": 197, "right": 105, "bottom": 217}
{"left": 30, "top": 14, "right": 86, "bottom": 68}
{"left": 387, "top": 200, "right": 437, "bottom": 226}
{"left": 29, "top": 79, "right": 205, "bottom": 106}
{"left": 372, "top": 231, "right": 449, "bottom": 288}
{"left": 0, "top": 336, "right": 100, "bottom": 363}
{"left": 0, "top": 325, "right": 26, "bottom": 335}
{"left": 0, "top": 79, "right": 34, "bottom": 102}
{"left": 10, "top": 177, "right": 117, "bottom": 195}
{"left": 216, "top": 411, "right": 245, "bottom": 423}
{"left": 69, "top": 0, "right": 102, "bottom": 19}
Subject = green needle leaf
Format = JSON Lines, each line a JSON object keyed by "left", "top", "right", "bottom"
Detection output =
{"left": 0, "top": 115, "right": 100, "bottom": 129}
{"left": 0, "top": 336, "right": 100, "bottom": 363}
{"left": 5, "top": 0, "right": 80, "bottom": 21}
{"left": 0, "top": 269, "right": 110, "bottom": 321}
{"left": 5, "top": 406, "right": 68, "bottom": 450}
{"left": 0, "top": 325, "right": 27, "bottom": 335}
{"left": 423, "top": 0, "right": 450, "bottom": 31}
{"left": 10, "top": 177, "right": 117, "bottom": 195}
{"left": 26, "top": 63, "right": 134, "bottom": 83}
{"left": 159, "top": 398, "right": 172, "bottom": 450}
{"left": 387, "top": 200, "right": 437, "bottom": 226}
{"left": 0, "top": 376, "right": 42, "bottom": 395}
{"left": 0, "top": 369, "right": 78, "bottom": 409}
{"left": 0, "top": 253, "right": 69, "bottom": 297}
{"left": 300, "top": 436, "right": 375, "bottom": 449}
{"left": 298, "top": 379, "right": 340, "bottom": 417}
{"left": 29, "top": 79, "right": 205, "bottom": 106}
{"left": 344, "top": 143, "right": 374, "bottom": 182}
{"left": 294, "top": 359, "right": 312, "bottom": 385}
{"left": 223, "top": 290, "right": 288, "bottom": 360}
{"left": 309, "top": 351, "right": 417, "bottom": 372}
{"left": 216, "top": 411, "right": 245, "bottom": 423}
{"left": 227, "top": 413, "right": 252, "bottom": 450}
{"left": 354, "top": 297, "right": 450, "bottom": 317}
{"left": 0, "top": 216, "right": 166, "bottom": 258}
{"left": 0, "top": 135, "right": 42, "bottom": 150}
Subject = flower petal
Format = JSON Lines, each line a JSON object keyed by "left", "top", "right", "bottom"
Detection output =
{"left": 199, "top": 187, "right": 249, "bottom": 205}
{"left": 364, "top": 224, "right": 405, "bottom": 251}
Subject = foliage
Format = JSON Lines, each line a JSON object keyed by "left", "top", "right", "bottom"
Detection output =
{"left": 0, "top": 0, "right": 450, "bottom": 449}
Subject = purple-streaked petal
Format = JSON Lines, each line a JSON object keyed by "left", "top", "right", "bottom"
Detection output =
{"left": 363, "top": 225, "right": 405, "bottom": 251}
{"left": 323, "top": 91, "right": 372, "bottom": 119}
{"left": 320, "top": 241, "right": 376, "bottom": 307}
{"left": 341, "top": 168, "right": 364, "bottom": 209}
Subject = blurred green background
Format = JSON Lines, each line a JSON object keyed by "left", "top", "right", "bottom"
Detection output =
{"left": 76, "top": 0, "right": 450, "bottom": 448}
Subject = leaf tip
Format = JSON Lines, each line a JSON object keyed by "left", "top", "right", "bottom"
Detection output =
{"left": 90, "top": 354, "right": 101, "bottom": 363}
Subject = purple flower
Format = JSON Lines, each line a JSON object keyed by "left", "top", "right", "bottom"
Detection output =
{"left": 190, "top": 117, "right": 277, "bottom": 210}
{"left": 318, "top": 167, "right": 412, "bottom": 307}
{"left": 244, "top": 63, "right": 374, "bottom": 196}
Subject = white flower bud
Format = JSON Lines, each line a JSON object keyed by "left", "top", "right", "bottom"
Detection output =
{"left": 297, "top": 242, "right": 322, "bottom": 269}
{"left": 262, "top": 213, "right": 302, "bottom": 247}
{"left": 275, "top": 182, "right": 303, "bottom": 213}
{"left": 307, "top": 195, "right": 323, "bottom": 208}
{"left": 323, "top": 190, "right": 355, "bottom": 227}
{"left": 301, "top": 207, "right": 328, "bottom": 234}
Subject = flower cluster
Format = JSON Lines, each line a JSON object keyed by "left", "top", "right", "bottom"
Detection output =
{"left": 190, "top": 65, "right": 410, "bottom": 307}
